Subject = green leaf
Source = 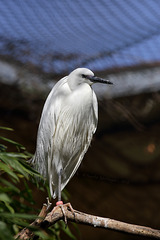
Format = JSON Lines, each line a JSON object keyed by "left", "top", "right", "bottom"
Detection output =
{"left": 60, "top": 221, "right": 77, "bottom": 240}
{"left": 0, "top": 178, "right": 20, "bottom": 193}
{"left": 0, "top": 126, "right": 14, "bottom": 131}
{"left": 0, "top": 136, "right": 23, "bottom": 149}
{"left": 33, "top": 230, "right": 51, "bottom": 239}
{"left": 4, "top": 202, "right": 15, "bottom": 214}
{"left": 71, "top": 222, "right": 80, "bottom": 237}
{"left": 0, "top": 144, "right": 7, "bottom": 152}
{"left": 19, "top": 158, "right": 43, "bottom": 178}
{"left": 0, "top": 128, "right": 50, "bottom": 238}
{"left": 0, "top": 162, "right": 19, "bottom": 181}
{"left": 0, "top": 221, "right": 14, "bottom": 240}
{"left": 0, "top": 152, "right": 41, "bottom": 179}
{"left": 0, "top": 212, "right": 37, "bottom": 220}
{"left": 0, "top": 152, "right": 29, "bottom": 159}
{"left": 0, "top": 154, "right": 31, "bottom": 179}
{"left": 0, "top": 193, "right": 11, "bottom": 203}
{"left": 0, "top": 193, "right": 14, "bottom": 214}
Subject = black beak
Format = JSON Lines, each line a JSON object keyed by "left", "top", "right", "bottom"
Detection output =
{"left": 86, "top": 75, "right": 113, "bottom": 85}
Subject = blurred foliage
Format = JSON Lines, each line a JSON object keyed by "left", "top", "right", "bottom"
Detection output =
{"left": 0, "top": 127, "right": 77, "bottom": 240}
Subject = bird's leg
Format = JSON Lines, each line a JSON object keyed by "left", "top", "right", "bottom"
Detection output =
{"left": 56, "top": 169, "right": 63, "bottom": 206}
{"left": 50, "top": 170, "right": 64, "bottom": 218}
{"left": 54, "top": 170, "right": 75, "bottom": 224}
{"left": 55, "top": 169, "right": 69, "bottom": 224}
{"left": 49, "top": 170, "right": 75, "bottom": 225}
{"left": 56, "top": 170, "right": 74, "bottom": 216}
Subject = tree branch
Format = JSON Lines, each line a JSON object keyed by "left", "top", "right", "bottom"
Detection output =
{"left": 15, "top": 203, "right": 49, "bottom": 240}
{"left": 15, "top": 203, "right": 160, "bottom": 239}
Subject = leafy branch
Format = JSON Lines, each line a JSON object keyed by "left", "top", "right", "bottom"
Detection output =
{"left": 0, "top": 127, "right": 74, "bottom": 240}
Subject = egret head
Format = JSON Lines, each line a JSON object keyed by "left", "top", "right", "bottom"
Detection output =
{"left": 68, "top": 68, "right": 113, "bottom": 90}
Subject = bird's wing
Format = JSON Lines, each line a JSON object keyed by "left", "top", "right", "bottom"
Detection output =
{"left": 31, "top": 77, "right": 69, "bottom": 181}
{"left": 52, "top": 87, "right": 98, "bottom": 198}
{"left": 62, "top": 90, "right": 98, "bottom": 188}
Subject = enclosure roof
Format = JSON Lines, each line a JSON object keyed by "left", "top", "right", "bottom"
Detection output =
{"left": 0, "top": 0, "right": 160, "bottom": 73}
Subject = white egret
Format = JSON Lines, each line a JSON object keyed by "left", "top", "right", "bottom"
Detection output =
{"left": 31, "top": 68, "right": 113, "bottom": 205}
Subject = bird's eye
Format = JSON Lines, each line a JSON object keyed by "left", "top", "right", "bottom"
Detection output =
{"left": 82, "top": 74, "right": 86, "bottom": 78}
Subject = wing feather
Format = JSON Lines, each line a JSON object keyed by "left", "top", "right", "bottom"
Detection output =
{"left": 51, "top": 84, "right": 98, "bottom": 198}
{"left": 31, "top": 76, "right": 69, "bottom": 178}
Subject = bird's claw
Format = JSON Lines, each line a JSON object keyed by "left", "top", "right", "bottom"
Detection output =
{"left": 65, "top": 202, "right": 75, "bottom": 218}
{"left": 57, "top": 202, "right": 75, "bottom": 226}
{"left": 59, "top": 204, "right": 67, "bottom": 225}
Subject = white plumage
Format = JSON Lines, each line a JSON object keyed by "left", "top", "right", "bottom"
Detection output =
{"left": 31, "top": 68, "right": 112, "bottom": 199}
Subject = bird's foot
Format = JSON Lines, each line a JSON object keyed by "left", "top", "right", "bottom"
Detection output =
{"left": 55, "top": 202, "right": 75, "bottom": 225}
{"left": 64, "top": 202, "right": 75, "bottom": 217}
{"left": 55, "top": 201, "right": 67, "bottom": 224}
